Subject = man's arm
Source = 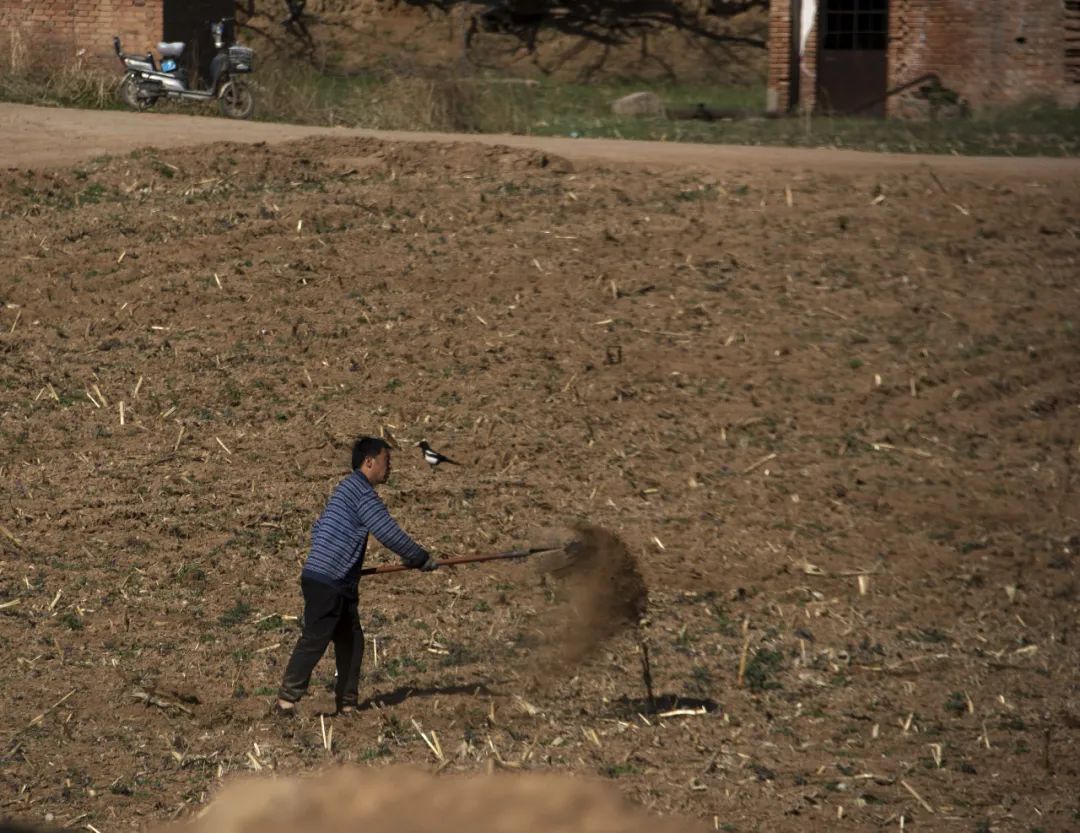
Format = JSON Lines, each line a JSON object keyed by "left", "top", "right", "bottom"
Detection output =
{"left": 356, "top": 489, "right": 429, "bottom": 568}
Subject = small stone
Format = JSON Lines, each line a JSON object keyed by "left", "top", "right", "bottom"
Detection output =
{"left": 611, "top": 92, "right": 665, "bottom": 117}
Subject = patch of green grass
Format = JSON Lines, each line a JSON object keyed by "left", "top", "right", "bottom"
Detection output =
{"left": 151, "top": 159, "right": 175, "bottom": 179}
{"left": 256, "top": 614, "right": 284, "bottom": 631}
{"left": 438, "top": 641, "right": 476, "bottom": 668}
{"left": 744, "top": 648, "right": 784, "bottom": 692}
{"left": 377, "top": 657, "right": 403, "bottom": 679}
{"left": 367, "top": 611, "right": 390, "bottom": 629}
{"left": 80, "top": 182, "right": 107, "bottom": 204}
{"left": 690, "top": 664, "right": 713, "bottom": 693}
{"left": 360, "top": 743, "right": 392, "bottom": 761}
{"left": 944, "top": 691, "right": 967, "bottom": 716}
{"left": 676, "top": 183, "right": 718, "bottom": 202}
{"left": 601, "top": 762, "right": 641, "bottom": 778}
{"left": 59, "top": 612, "right": 84, "bottom": 630}
{"left": 915, "top": 627, "right": 951, "bottom": 644}
{"left": 706, "top": 598, "right": 737, "bottom": 636}
{"left": 176, "top": 563, "right": 207, "bottom": 584}
{"left": 674, "top": 625, "right": 695, "bottom": 651}
{"left": 218, "top": 600, "right": 252, "bottom": 628}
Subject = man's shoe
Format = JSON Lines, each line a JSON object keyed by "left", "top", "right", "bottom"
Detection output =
{"left": 273, "top": 699, "right": 298, "bottom": 717}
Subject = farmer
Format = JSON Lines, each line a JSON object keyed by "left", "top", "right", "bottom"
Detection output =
{"left": 275, "top": 436, "right": 437, "bottom": 716}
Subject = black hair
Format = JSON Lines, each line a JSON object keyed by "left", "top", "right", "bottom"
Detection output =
{"left": 351, "top": 436, "right": 390, "bottom": 471}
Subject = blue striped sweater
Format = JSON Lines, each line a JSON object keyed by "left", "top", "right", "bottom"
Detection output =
{"left": 301, "top": 472, "right": 428, "bottom": 595}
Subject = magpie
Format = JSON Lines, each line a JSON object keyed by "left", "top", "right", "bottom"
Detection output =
{"left": 282, "top": 0, "right": 307, "bottom": 25}
{"left": 418, "top": 440, "right": 460, "bottom": 467}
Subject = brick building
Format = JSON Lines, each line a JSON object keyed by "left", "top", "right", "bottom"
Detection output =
{"left": 0, "top": 0, "right": 232, "bottom": 77}
{"left": 767, "top": 0, "right": 1080, "bottom": 117}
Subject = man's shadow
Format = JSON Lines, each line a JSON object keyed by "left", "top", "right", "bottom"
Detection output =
{"left": 358, "top": 680, "right": 500, "bottom": 710}
{"left": 609, "top": 693, "right": 721, "bottom": 717}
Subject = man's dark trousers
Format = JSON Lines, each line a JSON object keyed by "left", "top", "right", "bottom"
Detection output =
{"left": 278, "top": 577, "right": 364, "bottom": 709}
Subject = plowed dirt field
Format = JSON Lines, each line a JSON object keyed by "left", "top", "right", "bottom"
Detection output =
{"left": 1, "top": 103, "right": 1078, "bottom": 833}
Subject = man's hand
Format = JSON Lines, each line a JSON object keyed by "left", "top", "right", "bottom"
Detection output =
{"left": 418, "top": 553, "right": 439, "bottom": 572}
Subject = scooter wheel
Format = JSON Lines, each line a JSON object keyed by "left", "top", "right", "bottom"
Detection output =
{"left": 219, "top": 79, "right": 255, "bottom": 120}
{"left": 118, "top": 74, "right": 155, "bottom": 111}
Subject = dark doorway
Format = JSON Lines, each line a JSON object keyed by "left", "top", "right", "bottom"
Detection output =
{"left": 816, "top": 0, "right": 889, "bottom": 116}
{"left": 163, "top": 0, "right": 233, "bottom": 86}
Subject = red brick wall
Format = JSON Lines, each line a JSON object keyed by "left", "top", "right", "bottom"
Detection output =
{"left": 0, "top": 0, "right": 163, "bottom": 70}
{"left": 765, "top": 1, "right": 821, "bottom": 115}
{"left": 768, "top": 0, "right": 1076, "bottom": 117}
{"left": 890, "top": 0, "right": 1074, "bottom": 115}
{"left": 765, "top": 0, "right": 794, "bottom": 113}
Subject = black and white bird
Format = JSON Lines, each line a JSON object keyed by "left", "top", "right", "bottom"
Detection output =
{"left": 418, "top": 440, "right": 460, "bottom": 468}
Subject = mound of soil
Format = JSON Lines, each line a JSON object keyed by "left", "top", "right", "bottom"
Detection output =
{"left": 162, "top": 765, "right": 703, "bottom": 833}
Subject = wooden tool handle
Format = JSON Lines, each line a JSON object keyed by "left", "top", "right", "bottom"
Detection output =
{"left": 359, "top": 548, "right": 545, "bottom": 576}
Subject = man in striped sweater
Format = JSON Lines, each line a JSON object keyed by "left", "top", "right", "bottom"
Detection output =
{"left": 275, "top": 436, "right": 437, "bottom": 715}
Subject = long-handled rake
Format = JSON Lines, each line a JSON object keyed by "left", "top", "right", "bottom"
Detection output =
{"left": 358, "top": 545, "right": 570, "bottom": 577}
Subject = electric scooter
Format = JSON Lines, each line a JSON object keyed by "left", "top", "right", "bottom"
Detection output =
{"left": 113, "top": 18, "right": 255, "bottom": 120}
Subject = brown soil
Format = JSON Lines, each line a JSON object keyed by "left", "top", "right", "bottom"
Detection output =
{"left": 0, "top": 104, "right": 1079, "bottom": 833}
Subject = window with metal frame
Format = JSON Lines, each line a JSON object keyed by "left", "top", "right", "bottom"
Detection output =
{"left": 822, "top": 0, "right": 888, "bottom": 51}
{"left": 1067, "top": 1, "right": 1080, "bottom": 85}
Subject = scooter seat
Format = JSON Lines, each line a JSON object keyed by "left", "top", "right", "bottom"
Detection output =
{"left": 157, "top": 42, "right": 185, "bottom": 57}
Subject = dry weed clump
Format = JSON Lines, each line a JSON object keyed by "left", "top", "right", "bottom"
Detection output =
{"left": 250, "top": 52, "right": 540, "bottom": 132}
{"left": 0, "top": 34, "right": 118, "bottom": 109}
{"left": 6, "top": 25, "right": 29, "bottom": 75}
{"left": 371, "top": 75, "right": 483, "bottom": 133}
{"left": 255, "top": 58, "right": 488, "bottom": 132}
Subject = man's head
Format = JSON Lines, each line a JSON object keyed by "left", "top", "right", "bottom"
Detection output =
{"left": 352, "top": 436, "right": 392, "bottom": 485}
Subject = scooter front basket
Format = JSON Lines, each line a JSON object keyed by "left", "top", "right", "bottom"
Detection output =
{"left": 227, "top": 46, "right": 254, "bottom": 72}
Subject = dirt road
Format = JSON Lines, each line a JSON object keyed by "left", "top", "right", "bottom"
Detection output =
{"left": 3, "top": 101, "right": 1079, "bottom": 177}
